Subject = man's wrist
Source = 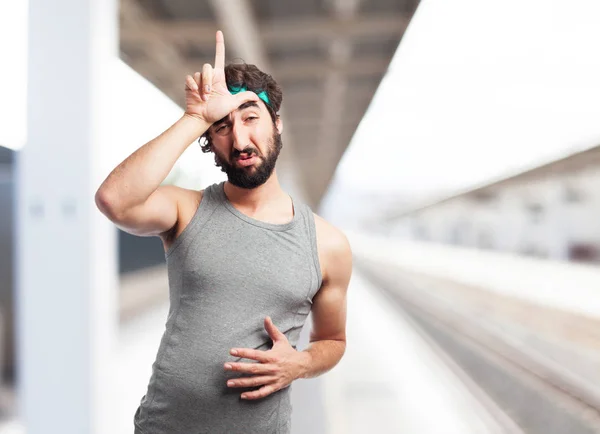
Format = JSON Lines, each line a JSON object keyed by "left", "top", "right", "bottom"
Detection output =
{"left": 295, "top": 350, "right": 312, "bottom": 380}
{"left": 181, "top": 112, "right": 212, "bottom": 134}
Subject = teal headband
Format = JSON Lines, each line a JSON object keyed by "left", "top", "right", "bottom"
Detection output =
{"left": 228, "top": 84, "right": 271, "bottom": 106}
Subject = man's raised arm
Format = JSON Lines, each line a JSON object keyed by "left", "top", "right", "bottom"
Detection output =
{"left": 94, "top": 30, "right": 258, "bottom": 237}
{"left": 94, "top": 114, "right": 210, "bottom": 236}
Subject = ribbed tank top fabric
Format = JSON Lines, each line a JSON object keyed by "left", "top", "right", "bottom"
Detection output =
{"left": 133, "top": 181, "right": 322, "bottom": 434}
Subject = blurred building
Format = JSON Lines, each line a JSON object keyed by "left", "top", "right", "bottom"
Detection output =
{"left": 381, "top": 144, "right": 600, "bottom": 263}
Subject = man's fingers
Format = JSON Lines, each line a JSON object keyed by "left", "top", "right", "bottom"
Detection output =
{"left": 214, "top": 30, "right": 225, "bottom": 70}
{"left": 224, "top": 361, "right": 273, "bottom": 375}
{"left": 241, "top": 384, "right": 277, "bottom": 400}
{"left": 230, "top": 348, "right": 272, "bottom": 363}
{"left": 227, "top": 375, "right": 274, "bottom": 388}
{"left": 185, "top": 75, "right": 198, "bottom": 92}
{"left": 201, "top": 63, "right": 213, "bottom": 101}
{"left": 194, "top": 71, "right": 201, "bottom": 88}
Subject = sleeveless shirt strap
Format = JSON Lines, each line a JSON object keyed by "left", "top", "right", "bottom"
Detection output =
{"left": 303, "top": 203, "right": 323, "bottom": 289}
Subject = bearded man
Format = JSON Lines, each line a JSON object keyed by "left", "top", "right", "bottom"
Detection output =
{"left": 95, "top": 30, "right": 352, "bottom": 434}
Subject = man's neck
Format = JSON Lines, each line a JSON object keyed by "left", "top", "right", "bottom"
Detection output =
{"left": 223, "top": 170, "right": 288, "bottom": 213}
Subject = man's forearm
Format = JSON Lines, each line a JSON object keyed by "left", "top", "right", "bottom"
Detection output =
{"left": 96, "top": 114, "right": 210, "bottom": 211}
{"left": 296, "top": 339, "right": 346, "bottom": 380}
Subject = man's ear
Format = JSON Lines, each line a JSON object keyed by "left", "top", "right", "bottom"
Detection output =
{"left": 275, "top": 116, "right": 283, "bottom": 135}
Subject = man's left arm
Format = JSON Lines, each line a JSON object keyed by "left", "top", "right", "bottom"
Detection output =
{"left": 295, "top": 222, "right": 353, "bottom": 380}
{"left": 223, "top": 219, "right": 352, "bottom": 400}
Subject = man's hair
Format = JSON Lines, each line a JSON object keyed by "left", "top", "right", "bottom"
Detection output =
{"left": 199, "top": 62, "right": 283, "bottom": 153}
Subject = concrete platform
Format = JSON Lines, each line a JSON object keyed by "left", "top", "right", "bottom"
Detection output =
{"left": 0, "top": 268, "right": 503, "bottom": 433}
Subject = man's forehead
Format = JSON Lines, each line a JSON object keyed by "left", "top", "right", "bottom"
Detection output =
{"left": 238, "top": 100, "right": 262, "bottom": 111}
{"left": 213, "top": 100, "right": 263, "bottom": 126}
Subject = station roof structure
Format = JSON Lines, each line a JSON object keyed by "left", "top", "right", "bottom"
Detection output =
{"left": 119, "top": 0, "right": 420, "bottom": 207}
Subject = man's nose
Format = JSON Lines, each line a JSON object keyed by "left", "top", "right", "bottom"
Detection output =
{"left": 232, "top": 123, "right": 249, "bottom": 152}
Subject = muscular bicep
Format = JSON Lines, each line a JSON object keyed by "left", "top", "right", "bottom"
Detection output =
{"left": 108, "top": 185, "right": 182, "bottom": 238}
{"left": 309, "top": 229, "right": 353, "bottom": 343}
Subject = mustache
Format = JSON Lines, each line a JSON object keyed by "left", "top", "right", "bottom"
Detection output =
{"left": 231, "top": 147, "right": 260, "bottom": 159}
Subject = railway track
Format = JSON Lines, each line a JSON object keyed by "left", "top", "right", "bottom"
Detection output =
{"left": 356, "top": 259, "right": 600, "bottom": 434}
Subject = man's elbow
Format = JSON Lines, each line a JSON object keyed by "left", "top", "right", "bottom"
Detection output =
{"left": 95, "top": 188, "right": 121, "bottom": 220}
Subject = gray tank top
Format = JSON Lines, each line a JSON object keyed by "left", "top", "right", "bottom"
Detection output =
{"left": 134, "top": 181, "right": 323, "bottom": 434}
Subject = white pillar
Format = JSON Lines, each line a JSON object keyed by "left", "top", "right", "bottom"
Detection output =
{"left": 16, "top": 0, "right": 118, "bottom": 432}
{"left": 548, "top": 184, "right": 569, "bottom": 261}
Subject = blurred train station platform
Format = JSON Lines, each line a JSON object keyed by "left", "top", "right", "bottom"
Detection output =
{"left": 3, "top": 0, "right": 600, "bottom": 433}
{"left": 3, "top": 232, "right": 600, "bottom": 432}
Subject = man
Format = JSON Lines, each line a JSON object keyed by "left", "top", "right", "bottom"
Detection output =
{"left": 95, "top": 30, "right": 352, "bottom": 434}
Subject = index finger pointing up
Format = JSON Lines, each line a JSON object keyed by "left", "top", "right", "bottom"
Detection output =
{"left": 214, "top": 30, "right": 225, "bottom": 70}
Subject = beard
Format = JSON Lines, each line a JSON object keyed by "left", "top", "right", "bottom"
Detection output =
{"left": 213, "top": 130, "right": 283, "bottom": 189}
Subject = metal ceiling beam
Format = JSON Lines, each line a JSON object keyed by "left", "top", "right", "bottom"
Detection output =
{"left": 121, "top": 0, "right": 189, "bottom": 74}
{"left": 284, "top": 86, "right": 376, "bottom": 105}
{"left": 310, "top": 0, "right": 362, "bottom": 209}
{"left": 120, "top": 14, "right": 410, "bottom": 47}
{"left": 131, "top": 55, "right": 389, "bottom": 83}
{"left": 120, "top": 0, "right": 193, "bottom": 110}
{"left": 272, "top": 56, "right": 389, "bottom": 81}
{"left": 264, "top": 13, "right": 409, "bottom": 46}
{"left": 208, "top": 0, "right": 268, "bottom": 69}
{"left": 288, "top": 116, "right": 365, "bottom": 129}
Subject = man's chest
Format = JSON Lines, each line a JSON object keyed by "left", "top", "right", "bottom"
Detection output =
{"left": 178, "top": 229, "right": 319, "bottom": 307}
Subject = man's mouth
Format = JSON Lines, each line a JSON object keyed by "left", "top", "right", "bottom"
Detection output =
{"left": 235, "top": 154, "right": 258, "bottom": 167}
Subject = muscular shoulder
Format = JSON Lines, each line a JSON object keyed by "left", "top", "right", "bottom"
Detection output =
{"left": 163, "top": 184, "right": 203, "bottom": 222}
{"left": 155, "top": 183, "right": 203, "bottom": 208}
{"left": 177, "top": 185, "right": 204, "bottom": 207}
{"left": 312, "top": 212, "right": 353, "bottom": 284}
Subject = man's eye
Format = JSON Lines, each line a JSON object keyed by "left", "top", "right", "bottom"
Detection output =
{"left": 246, "top": 116, "right": 258, "bottom": 121}
{"left": 216, "top": 125, "right": 229, "bottom": 133}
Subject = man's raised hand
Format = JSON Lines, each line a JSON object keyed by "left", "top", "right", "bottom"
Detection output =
{"left": 184, "top": 30, "right": 259, "bottom": 125}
